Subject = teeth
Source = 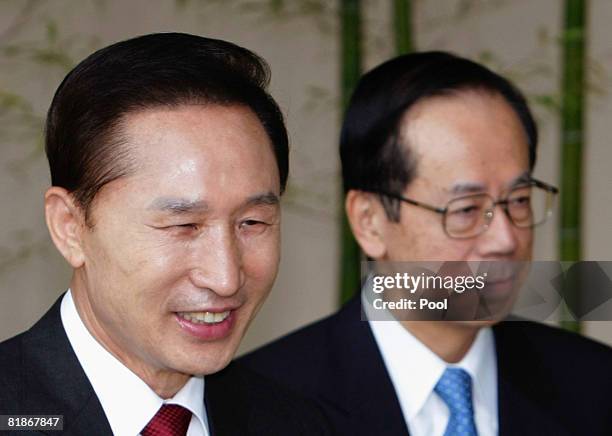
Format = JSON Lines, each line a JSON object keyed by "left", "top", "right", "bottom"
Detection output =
{"left": 179, "top": 311, "right": 230, "bottom": 324}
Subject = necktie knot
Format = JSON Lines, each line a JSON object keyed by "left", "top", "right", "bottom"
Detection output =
{"left": 434, "top": 367, "right": 478, "bottom": 436}
{"left": 141, "top": 404, "right": 192, "bottom": 436}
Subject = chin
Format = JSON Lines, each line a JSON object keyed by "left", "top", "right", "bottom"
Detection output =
{"left": 176, "top": 352, "right": 235, "bottom": 376}
{"left": 197, "top": 358, "right": 233, "bottom": 376}
{"left": 168, "top": 339, "right": 240, "bottom": 376}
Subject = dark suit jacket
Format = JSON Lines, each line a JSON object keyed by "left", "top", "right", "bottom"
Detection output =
{"left": 0, "top": 296, "right": 330, "bottom": 436}
{"left": 241, "top": 296, "right": 612, "bottom": 436}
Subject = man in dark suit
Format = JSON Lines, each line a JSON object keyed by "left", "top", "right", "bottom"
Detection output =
{"left": 241, "top": 52, "right": 612, "bottom": 435}
{"left": 0, "top": 33, "right": 329, "bottom": 436}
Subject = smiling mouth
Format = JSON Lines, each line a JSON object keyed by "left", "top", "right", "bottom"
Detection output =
{"left": 177, "top": 311, "right": 231, "bottom": 324}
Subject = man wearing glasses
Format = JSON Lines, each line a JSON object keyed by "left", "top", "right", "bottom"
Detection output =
{"left": 376, "top": 178, "right": 557, "bottom": 241}
{"left": 242, "top": 52, "right": 612, "bottom": 435}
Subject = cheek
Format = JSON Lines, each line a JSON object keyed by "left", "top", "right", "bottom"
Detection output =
{"left": 86, "top": 229, "right": 189, "bottom": 300}
{"left": 241, "top": 231, "right": 280, "bottom": 288}
{"left": 386, "top": 214, "right": 476, "bottom": 261}
{"left": 517, "top": 228, "right": 534, "bottom": 256}
{"left": 390, "top": 214, "right": 442, "bottom": 258}
{"left": 414, "top": 236, "right": 474, "bottom": 261}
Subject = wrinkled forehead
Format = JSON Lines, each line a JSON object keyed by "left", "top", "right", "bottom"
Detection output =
{"left": 399, "top": 88, "right": 529, "bottom": 145}
{"left": 121, "top": 105, "right": 276, "bottom": 173}
{"left": 398, "top": 91, "right": 530, "bottom": 193}
{"left": 88, "top": 105, "right": 280, "bottom": 211}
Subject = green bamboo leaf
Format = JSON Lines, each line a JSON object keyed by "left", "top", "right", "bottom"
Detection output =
{"left": 531, "top": 94, "right": 561, "bottom": 114}
{"left": 270, "top": 0, "right": 284, "bottom": 13}
{"left": 3, "top": 45, "right": 22, "bottom": 57}
{"left": 30, "top": 48, "right": 73, "bottom": 69}
{"left": 46, "top": 20, "right": 59, "bottom": 43}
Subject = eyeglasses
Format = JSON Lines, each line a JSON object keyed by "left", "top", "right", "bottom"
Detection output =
{"left": 370, "top": 178, "right": 559, "bottom": 239}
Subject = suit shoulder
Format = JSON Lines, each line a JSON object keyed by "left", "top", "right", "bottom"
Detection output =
{"left": 247, "top": 313, "right": 334, "bottom": 357}
{"left": 496, "top": 321, "right": 612, "bottom": 433}
{"left": 0, "top": 331, "right": 24, "bottom": 362}
{"left": 497, "top": 320, "right": 612, "bottom": 368}
{"left": 209, "top": 362, "right": 331, "bottom": 435}
{"left": 239, "top": 301, "right": 349, "bottom": 375}
{"left": 227, "top": 361, "right": 319, "bottom": 406}
{"left": 0, "top": 332, "right": 26, "bottom": 406}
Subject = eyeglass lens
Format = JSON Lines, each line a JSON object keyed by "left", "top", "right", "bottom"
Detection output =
{"left": 444, "top": 185, "right": 555, "bottom": 238}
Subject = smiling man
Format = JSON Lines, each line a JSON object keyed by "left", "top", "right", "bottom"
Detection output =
{"left": 0, "top": 33, "right": 328, "bottom": 435}
{"left": 242, "top": 52, "right": 612, "bottom": 435}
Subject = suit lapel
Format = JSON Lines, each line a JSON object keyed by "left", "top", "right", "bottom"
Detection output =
{"left": 325, "top": 297, "right": 410, "bottom": 435}
{"left": 19, "top": 296, "right": 112, "bottom": 436}
{"left": 494, "top": 322, "right": 569, "bottom": 436}
{"left": 331, "top": 300, "right": 576, "bottom": 436}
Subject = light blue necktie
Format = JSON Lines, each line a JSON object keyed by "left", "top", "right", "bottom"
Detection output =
{"left": 434, "top": 367, "right": 478, "bottom": 436}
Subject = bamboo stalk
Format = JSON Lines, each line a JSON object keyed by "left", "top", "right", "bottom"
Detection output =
{"left": 560, "top": 0, "right": 586, "bottom": 333}
{"left": 393, "top": 0, "right": 413, "bottom": 54}
{"left": 339, "top": 0, "right": 362, "bottom": 304}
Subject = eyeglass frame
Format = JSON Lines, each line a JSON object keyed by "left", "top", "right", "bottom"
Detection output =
{"left": 365, "top": 178, "right": 559, "bottom": 239}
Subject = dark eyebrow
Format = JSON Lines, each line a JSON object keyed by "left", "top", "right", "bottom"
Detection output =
{"left": 244, "top": 192, "right": 280, "bottom": 207}
{"left": 449, "top": 182, "right": 487, "bottom": 195}
{"left": 148, "top": 192, "right": 279, "bottom": 215}
{"left": 148, "top": 197, "right": 209, "bottom": 214}
{"left": 449, "top": 171, "right": 532, "bottom": 195}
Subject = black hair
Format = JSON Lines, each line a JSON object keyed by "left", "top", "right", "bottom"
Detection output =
{"left": 45, "top": 32, "right": 288, "bottom": 222}
{"left": 340, "top": 51, "right": 537, "bottom": 221}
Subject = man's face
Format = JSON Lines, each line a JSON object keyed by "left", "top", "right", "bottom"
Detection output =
{"left": 378, "top": 91, "right": 533, "bottom": 263}
{"left": 74, "top": 104, "right": 281, "bottom": 379}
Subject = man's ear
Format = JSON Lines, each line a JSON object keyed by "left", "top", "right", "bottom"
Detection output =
{"left": 44, "top": 187, "right": 87, "bottom": 268}
{"left": 345, "top": 190, "right": 387, "bottom": 259}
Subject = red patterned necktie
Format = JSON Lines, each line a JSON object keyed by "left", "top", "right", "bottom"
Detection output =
{"left": 141, "top": 404, "right": 192, "bottom": 436}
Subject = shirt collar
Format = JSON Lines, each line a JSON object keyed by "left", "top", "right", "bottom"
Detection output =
{"left": 362, "top": 290, "right": 497, "bottom": 422}
{"left": 61, "top": 290, "right": 208, "bottom": 436}
{"left": 459, "top": 324, "right": 497, "bottom": 415}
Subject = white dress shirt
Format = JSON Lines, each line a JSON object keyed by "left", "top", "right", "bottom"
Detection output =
{"left": 363, "top": 291, "right": 498, "bottom": 436}
{"left": 61, "top": 290, "right": 210, "bottom": 436}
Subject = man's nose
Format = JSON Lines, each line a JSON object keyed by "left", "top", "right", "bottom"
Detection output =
{"left": 476, "top": 205, "right": 519, "bottom": 257}
{"left": 189, "top": 227, "right": 244, "bottom": 297}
